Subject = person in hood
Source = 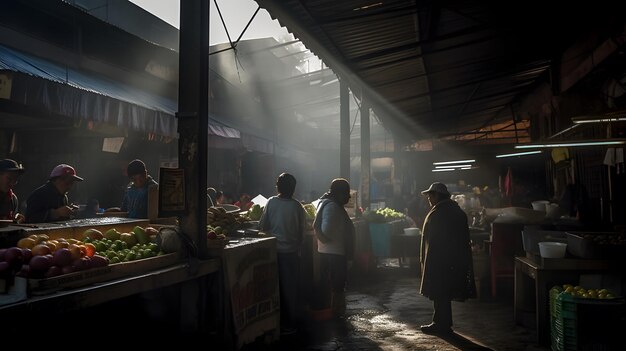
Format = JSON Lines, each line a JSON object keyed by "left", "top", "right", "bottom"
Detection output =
{"left": 120, "top": 159, "right": 157, "bottom": 219}
{"left": 313, "top": 178, "right": 355, "bottom": 318}
{"left": 419, "top": 182, "right": 476, "bottom": 334}
{"left": 0, "top": 159, "right": 25, "bottom": 223}
{"left": 25, "top": 164, "right": 84, "bottom": 223}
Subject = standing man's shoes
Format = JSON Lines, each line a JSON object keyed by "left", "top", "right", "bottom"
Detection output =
{"left": 420, "top": 323, "right": 453, "bottom": 334}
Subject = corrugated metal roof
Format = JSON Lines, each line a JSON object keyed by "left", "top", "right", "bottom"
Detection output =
{"left": 255, "top": 0, "right": 618, "bottom": 142}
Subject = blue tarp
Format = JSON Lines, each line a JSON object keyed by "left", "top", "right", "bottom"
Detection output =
{"left": 0, "top": 44, "right": 240, "bottom": 139}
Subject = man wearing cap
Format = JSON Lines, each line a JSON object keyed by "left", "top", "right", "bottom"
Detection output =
{"left": 419, "top": 182, "right": 475, "bottom": 334}
{"left": 0, "top": 159, "right": 26, "bottom": 223}
{"left": 119, "top": 159, "right": 157, "bottom": 218}
{"left": 25, "top": 164, "right": 84, "bottom": 223}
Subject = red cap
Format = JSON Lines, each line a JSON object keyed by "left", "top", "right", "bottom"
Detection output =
{"left": 49, "top": 164, "right": 84, "bottom": 181}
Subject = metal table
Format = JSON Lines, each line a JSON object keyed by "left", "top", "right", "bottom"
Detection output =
{"left": 514, "top": 255, "right": 615, "bottom": 344}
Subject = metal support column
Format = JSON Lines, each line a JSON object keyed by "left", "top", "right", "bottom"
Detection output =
{"left": 360, "top": 96, "right": 370, "bottom": 209}
{"left": 340, "top": 77, "right": 350, "bottom": 180}
{"left": 178, "top": 0, "right": 208, "bottom": 256}
{"left": 177, "top": 0, "right": 209, "bottom": 332}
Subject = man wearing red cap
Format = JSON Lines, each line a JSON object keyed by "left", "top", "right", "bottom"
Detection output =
{"left": 25, "top": 164, "right": 84, "bottom": 223}
{"left": 0, "top": 159, "right": 25, "bottom": 222}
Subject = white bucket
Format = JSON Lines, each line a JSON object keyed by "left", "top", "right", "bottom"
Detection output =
{"left": 403, "top": 228, "right": 420, "bottom": 236}
{"left": 538, "top": 241, "right": 567, "bottom": 258}
{"left": 531, "top": 200, "right": 549, "bottom": 212}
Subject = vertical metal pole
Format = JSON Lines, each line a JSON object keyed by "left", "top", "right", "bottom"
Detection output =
{"left": 339, "top": 77, "right": 350, "bottom": 180}
{"left": 360, "top": 96, "right": 370, "bottom": 209}
{"left": 178, "top": 0, "right": 208, "bottom": 257}
{"left": 177, "top": 0, "right": 209, "bottom": 332}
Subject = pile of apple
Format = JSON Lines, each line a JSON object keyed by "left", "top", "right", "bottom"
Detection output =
{"left": 561, "top": 284, "right": 617, "bottom": 299}
{"left": 0, "top": 233, "right": 109, "bottom": 281}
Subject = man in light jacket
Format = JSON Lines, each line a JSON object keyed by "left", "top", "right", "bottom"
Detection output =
{"left": 313, "top": 178, "right": 355, "bottom": 317}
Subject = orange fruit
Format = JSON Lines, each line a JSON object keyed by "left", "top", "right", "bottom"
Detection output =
{"left": 84, "top": 244, "right": 96, "bottom": 258}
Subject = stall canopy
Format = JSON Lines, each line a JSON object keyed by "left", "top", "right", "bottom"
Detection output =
{"left": 0, "top": 44, "right": 240, "bottom": 139}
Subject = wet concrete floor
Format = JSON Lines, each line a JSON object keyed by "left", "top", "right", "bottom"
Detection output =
{"left": 259, "top": 260, "right": 549, "bottom": 351}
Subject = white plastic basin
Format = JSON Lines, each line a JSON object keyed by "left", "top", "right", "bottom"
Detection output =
{"left": 403, "top": 228, "right": 420, "bottom": 236}
{"left": 538, "top": 241, "right": 567, "bottom": 258}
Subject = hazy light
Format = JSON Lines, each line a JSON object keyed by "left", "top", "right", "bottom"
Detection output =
{"left": 433, "top": 159, "right": 475, "bottom": 165}
{"left": 460, "top": 167, "right": 472, "bottom": 170}
{"left": 496, "top": 150, "right": 542, "bottom": 158}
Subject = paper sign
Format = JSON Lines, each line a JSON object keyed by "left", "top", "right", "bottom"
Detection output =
{"left": 102, "top": 137, "right": 125, "bottom": 153}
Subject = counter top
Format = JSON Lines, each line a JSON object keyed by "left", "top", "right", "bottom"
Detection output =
{"left": 0, "top": 258, "right": 220, "bottom": 316}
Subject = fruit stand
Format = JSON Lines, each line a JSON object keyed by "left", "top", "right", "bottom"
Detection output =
{"left": 0, "top": 217, "right": 221, "bottom": 324}
{"left": 514, "top": 255, "right": 626, "bottom": 345}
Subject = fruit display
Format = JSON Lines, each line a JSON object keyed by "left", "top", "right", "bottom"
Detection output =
{"left": 248, "top": 204, "right": 263, "bottom": 221}
{"left": 1, "top": 233, "right": 110, "bottom": 280}
{"left": 1, "top": 226, "right": 161, "bottom": 282}
{"left": 364, "top": 208, "right": 405, "bottom": 223}
{"left": 207, "top": 206, "right": 246, "bottom": 235}
{"left": 559, "top": 284, "right": 618, "bottom": 299}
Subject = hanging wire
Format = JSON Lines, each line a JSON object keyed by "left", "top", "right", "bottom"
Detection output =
{"left": 213, "top": 0, "right": 234, "bottom": 49}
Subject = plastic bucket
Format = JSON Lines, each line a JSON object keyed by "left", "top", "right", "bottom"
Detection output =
{"left": 531, "top": 200, "right": 549, "bottom": 212}
{"left": 538, "top": 241, "right": 567, "bottom": 258}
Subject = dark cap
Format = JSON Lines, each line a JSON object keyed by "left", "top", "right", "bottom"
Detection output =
{"left": 127, "top": 159, "right": 147, "bottom": 177}
{"left": 49, "top": 164, "right": 83, "bottom": 181}
{"left": 0, "top": 159, "right": 25, "bottom": 173}
{"left": 421, "top": 182, "right": 450, "bottom": 196}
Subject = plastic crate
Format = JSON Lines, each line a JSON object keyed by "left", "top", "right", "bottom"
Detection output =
{"left": 369, "top": 223, "right": 391, "bottom": 257}
{"left": 551, "top": 287, "right": 626, "bottom": 351}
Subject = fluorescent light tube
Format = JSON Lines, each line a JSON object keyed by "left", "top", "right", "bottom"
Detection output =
{"left": 496, "top": 151, "right": 542, "bottom": 158}
{"left": 435, "top": 165, "right": 472, "bottom": 169}
{"left": 432, "top": 168, "right": 454, "bottom": 172}
{"left": 573, "top": 117, "right": 626, "bottom": 124}
{"left": 433, "top": 159, "right": 475, "bottom": 165}
{"left": 515, "top": 141, "right": 625, "bottom": 149}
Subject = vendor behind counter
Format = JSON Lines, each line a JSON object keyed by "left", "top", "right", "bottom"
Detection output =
{"left": 25, "top": 164, "right": 84, "bottom": 223}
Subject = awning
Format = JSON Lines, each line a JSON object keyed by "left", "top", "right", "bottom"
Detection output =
{"left": 0, "top": 44, "right": 240, "bottom": 139}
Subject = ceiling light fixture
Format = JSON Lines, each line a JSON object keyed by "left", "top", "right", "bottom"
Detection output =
{"left": 572, "top": 117, "right": 626, "bottom": 124}
{"left": 496, "top": 150, "right": 542, "bottom": 158}
{"left": 432, "top": 168, "right": 454, "bottom": 172}
{"left": 515, "top": 140, "right": 626, "bottom": 149}
{"left": 435, "top": 164, "right": 472, "bottom": 169}
{"left": 433, "top": 159, "right": 475, "bottom": 165}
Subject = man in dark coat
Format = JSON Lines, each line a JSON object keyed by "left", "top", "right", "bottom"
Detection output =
{"left": 419, "top": 182, "right": 476, "bottom": 334}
